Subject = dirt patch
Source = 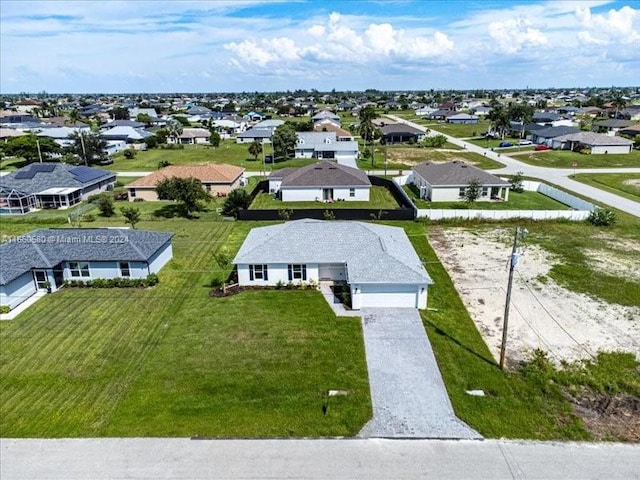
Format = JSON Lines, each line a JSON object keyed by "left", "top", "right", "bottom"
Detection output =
{"left": 623, "top": 179, "right": 640, "bottom": 190}
{"left": 582, "top": 248, "right": 640, "bottom": 282}
{"left": 568, "top": 390, "right": 640, "bottom": 441}
{"left": 429, "top": 227, "right": 640, "bottom": 365}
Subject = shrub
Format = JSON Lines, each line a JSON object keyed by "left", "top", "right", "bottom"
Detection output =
{"left": 96, "top": 195, "right": 115, "bottom": 217}
{"left": 64, "top": 274, "right": 159, "bottom": 288}
{"left": 158, "top": 160, "right": 171, "bottom": 169}
{"left": 0, "top": 305, "right": 10, "bottom": 314}
{"left": 114, "top": 192, "right": 129, "bottom": 201}
{"left": 588, "top": 208, "right": 617, "bottom": 227}
{"left": 323, "top": 209, "right": 335, "bottom": 220}
{"left": 422, "top": 134, "right": 447, "bottom": 148}
{"left": 123, "top": 149, "right": 136, "bottom": 160}
{"left": 210, "top": 277, "right": 223, "bottom": 289}
{"left": 275, "top": 280, "right": 285, "bottom": 290}
{"left": 82, "top": 213, "right": 96, "bottom": 222}
{"left": 510, "top": 171, "right": 525, "bottom": 193}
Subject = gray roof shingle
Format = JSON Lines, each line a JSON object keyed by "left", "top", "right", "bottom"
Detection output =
{"left": 1, "top": 228, "right": 173, "bottom": 285}
{"left": 0, "top": 163, "right": 115, "bottom": 195}
{"left": 272, "top": 161, "right": 370, "bottom": 187}
{"left": 233, "top": 219, "right": 432, "bottom": 285}
{"left": 412, "top": 161, "right": 510, "bottom": 187}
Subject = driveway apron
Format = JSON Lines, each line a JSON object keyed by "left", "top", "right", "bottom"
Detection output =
{"left": 358, "top": 308, "right": 481, "bottom": 439}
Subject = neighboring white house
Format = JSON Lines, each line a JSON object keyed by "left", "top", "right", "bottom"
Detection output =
{"left": 167, "top": 128, "right": 211, "bottom": 145}
{"left": 268, "top": 161, "right": 371, "bottom": 202}
{"left": 411, "top": 161, "right": 511, "bottom": 202}
{"left": 0, "top": 228, "right": 173, "bottom": 310}
{"left": 294, "top": 132, "right": 359, "bottom": 163}
{"left": 233, "top": 220, "right": 433, "bottom": 309}
{"left": 36, "top": 125, "right": 91, "bottom": 148}
{"left": 236, "top": 128, "right": 273, "bottom": 144}
{"left": 550, "top": 132, "right": 634, "bottom": 154}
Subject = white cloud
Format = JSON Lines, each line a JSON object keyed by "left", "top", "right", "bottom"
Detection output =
{"left": 575, "top": 5, "right": 640, "bottom": 44}
{"left": 488, "top": 18, "right": 548, "bottom": 54}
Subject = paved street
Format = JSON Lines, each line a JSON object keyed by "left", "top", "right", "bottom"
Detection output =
{"left": 358, "top": 308, "right": 479, "bottom": 439}
{"left": 386, "top": 115, "right": 640, "bottom": 217}
{"left": 3, "top": 437, "right": 639, "bottom": 480}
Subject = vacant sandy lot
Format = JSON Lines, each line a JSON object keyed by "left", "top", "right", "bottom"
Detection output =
{"left": 430, "top": 228, "right": 640, "bottom": 366}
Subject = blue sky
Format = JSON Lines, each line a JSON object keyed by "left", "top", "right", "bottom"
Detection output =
{"left": 1, "top": 0, "right": 638, "bottom": 93}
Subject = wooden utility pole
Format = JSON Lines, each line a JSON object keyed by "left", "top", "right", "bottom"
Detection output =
{"left": 499, "top": 227, "right": 526, "bottom": 370}
{"left": 36, "top": 139, "right": 43, "bottom": 163}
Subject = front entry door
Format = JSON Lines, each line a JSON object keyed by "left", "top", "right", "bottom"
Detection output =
{"left": 33, "top": 270, "right": 48, "bottom": 289}
{"left": 322, "top": 188, "right": 334, "bottom": 201}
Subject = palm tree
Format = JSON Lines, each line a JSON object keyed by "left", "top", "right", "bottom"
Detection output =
{"left": 487, "top": 105, "right": 510, "bottom": 139}
{"left": 358, "top": 105, "right": 379, "bottom": 167}
{"left": 166, "top": 118, "right": 183, "bottom": 144}
{"left": 67, "top": 109, "right": 80, "bottom": 125}
{"left": 611, "top": 92, "right": 627, "bottom": 119}
{"left": 248, "top": 139, "right": 263, "bottom": 161}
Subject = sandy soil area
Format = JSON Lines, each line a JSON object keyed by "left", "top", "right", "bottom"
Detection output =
{"left": 429, "top": 228, "right": 640, "bottom": 366}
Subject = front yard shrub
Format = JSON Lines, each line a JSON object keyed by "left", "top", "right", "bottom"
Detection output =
{"left": 588, "top": 208, "right": 617, "bottom": 227}
{"left": 0, "top": 305, "right": 10, "bottom": 314}
{"left": 64, "top": 274, "right": 159, "bottom": 289}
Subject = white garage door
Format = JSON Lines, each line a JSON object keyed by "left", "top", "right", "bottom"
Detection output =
{"left": 360, "top": 284, "right": 419, "bottom": 308}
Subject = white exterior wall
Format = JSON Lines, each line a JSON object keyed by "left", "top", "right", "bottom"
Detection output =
{"left": 237, "top": 263, "right": 320, "bottom": 286}
{"left": 590, "top": 144, "right": 632, "bottom": 154}
{"left": 0, "top": 271, "right": 37, "bottom": 309}
{"left": 281, "top": 186, "right": 370, "bottom": 202}
{"left": 269, "top": 179, "right": 282, "bottom": 192}
{"left": 430, "top": 187, "right": 465, "bottom": 202}
{"left": 63, "top": 261, "right": 149, "bottom": 281}
{"left": 351, "top": 283, "right": 427, "bottom": 309}
{"left": 148, "top": 242, "right": 173, "bottom": 274}
{"left": 294, "top": 148, "right": 315, "bottom": 159}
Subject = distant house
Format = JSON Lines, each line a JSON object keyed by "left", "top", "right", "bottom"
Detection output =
{"left": 128, "top": 107, "right": 158, "bottom": 121}
{"left": 0, "top": 163, "right": 115, "bottom": 214}
{"left": 167, "top": 128, "right": 211, "bottom": 145}
{"left": 294, "top": 132, "right": 359, "bottom": 163}
{"left": 127, "top": 163, "right": 245, "bottom": 201}
{"left": 551, "top": 132, "right": 633, "bottom": 154}
{"left": 37, "top": 126, "right": 90, "bottom": 148}
{"left": 411, "top": 161, "right": 510, "bottom": 202}
{"left": 446, "top": 113, "right": 479, "bottom": 124}
{"left": 100, "top": 126, "right": 153, "bottom": 143}
{"left": 380, "top": 123, "right": 425, "bottom": 144}
{"left": 0, "top": 228, "right": 173, "bottom": 310}
{"left": 531, "top": 126, "right": 581, "bottom": 145}
{"left": 592, "top": 119, "right": 634, "bottom": 135}
{"left": 312, "top": 110, "right": 340, "bottom": 126}
{"left": 618, "top": 124, "right": 640, "bottom": 137}
{"left": 268, "top": 160, "right": 371, "bottom": 202}
{"left": 233, "top": 220, "right": 433, "bottom": 309}
{"left": 471, "top": 106, "right": 492, "bottom": 116}
{"left": 313, "top": 122, "right": 354, "bottom": 141}
{"left": 236, "top": 128, "right": 273, "bottom": 144}
{"left": 243, "top": 111, "right": 265, "bottom": 122}
{"left": 532, "top": 111, "right": 562, "bottom": 125}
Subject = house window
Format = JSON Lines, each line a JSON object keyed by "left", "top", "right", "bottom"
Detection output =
{"left": 349, "top": 188, "right": 355, "bottom": 197}
{"left": 481, "top": 187, "right": 489, "bottom": 197}
{"left": 288, "top": 264, "right": 307, "bottom": 281}
{"left": 119, "top": 262, "right": 131, "bottom": 277}
{"left": 130, "top": 189, "right": 136, "bottom": 198}
{"left": 249, "top": 264, "right": 268, "bottom": 281}
{"left": 69, "top": 262, "right": 90, "bottom": 278}
{"left": 458, "top": 187, "right": 466, "bottom": 197}
{"left": 205, "top": 184, "right": 211, "bottom": 192}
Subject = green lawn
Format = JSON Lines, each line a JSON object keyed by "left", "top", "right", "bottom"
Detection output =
{"left": 107, "top": 142, "right": 318, "bottom": 172}
{"left": 402, "top": 185, "right": 570, "bottom": 210}
{"left": 0, "top": 216, "right": 371, "bottom": 437}
{"left": 571, "top": 173, "right": 640, "bottom": 202}
{"left": 422, "top": 121, "right": 491, "bottom": 138}
{"left": 250, "top": 186, "right": 399, "bottom": 210}
{"left": 357, "top": 148, "right": 504, "bottom": 171}
{"left": 515, "top": 149, "right": 640, "bottom": 168}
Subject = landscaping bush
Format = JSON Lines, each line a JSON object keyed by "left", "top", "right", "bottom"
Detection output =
{"left": 64, "top": 274, "right": 159, "bottom": 288}
{"left": 96, "top": 194, "right": 115, "bottom": 217}
{"left": 210, "top": 277, "right": 223, "bottom": 289}
{"left": 587, "top": 208, "right": 617, "bottom": 226}
{"left": 114, "top": 192, "right": 129, "bottom": 201}
{"left": 123, "top": 149, "right": 136, "bottom": 160}
{"left": 422, "top": 134, "right": 447, "bottom": 148}
{"left": 0, "top": 305, "right": 10, "bottom": 314}
{"left": 158, "top": 160, "right": 171, "bottom": 169}
{"left": 81, "top": 213, "right": 96, "bottom": 222}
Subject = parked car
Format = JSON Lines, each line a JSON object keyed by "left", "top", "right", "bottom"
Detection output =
{"left": 498, "top": 141, "right": 513, "bottom": 147}
{"left": 518, "top": 140, "right": 532, "bottom": 145}
{"left": 534, "top": 144, "right": 550, "bottom": 151}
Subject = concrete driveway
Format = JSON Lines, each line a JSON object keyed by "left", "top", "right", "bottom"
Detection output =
{"left": 358, "top": 308, "right": 480, "bottom": 439}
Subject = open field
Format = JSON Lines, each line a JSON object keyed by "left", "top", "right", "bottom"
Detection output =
{"left": 107, "top": 142, "right": 317, "bottom": 172}
{"left": 250, "top": 186, "right": 399, "bottom": 210}
{"left": 422, "top": 121, "right": 491, "bottom": 138}
{"left": 0, "top": 216, "right": 371, "bottom": 437}
{"left": 402, "top": 186, "right": 571, "bottom": 210}
{"left": 514, "top": 149, "right": 640, "bottom": 168}
{"left": 358, "top": 148, "right": 504, "bottom": 171}
{"left": 572, "top": 173, "right": 640, "bottom": 203}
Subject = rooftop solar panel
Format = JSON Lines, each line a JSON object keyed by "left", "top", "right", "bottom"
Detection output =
{"left": 13, "top": 163, "right": 57, "bottom": 180}
{"left": 69, "top": 166, "right": 108, "bottom": 183}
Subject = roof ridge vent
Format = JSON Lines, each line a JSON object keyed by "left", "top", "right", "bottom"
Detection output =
{"left": 378, "top": 237, "right": 386, "bottom": 252}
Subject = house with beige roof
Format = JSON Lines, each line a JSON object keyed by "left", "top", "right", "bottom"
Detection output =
{"left": 127, "top": 164, "right": 245, "bottom": 201}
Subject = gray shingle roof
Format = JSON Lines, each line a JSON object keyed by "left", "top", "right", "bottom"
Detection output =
{"left": 274, "top": 161, "right": 371, "bottom": 187}
{"left": 295, "top": 132, "right": 358, "bottom": 153}
{"left": 412, "top": 161, "right": 510, "bottom": 187}
{"left": 237, "top": 128, "right": 272, "bottom": 138}
{"left": 0, "top": 163, "right": 115, "bottom": 195}
{"left": 553, "top": 132, "right": 633, "bottom": 146}
{"left": 533, "top": 126, "right": 581, "bottom": 138}
{"left": 380, "top": 123, "right": 424, "bottom": 135}
{"left": 1, "top": 228, "right": 173, "bottom": 285}
{"left": 233, "top": 219, "right": 432, "bottom": 285}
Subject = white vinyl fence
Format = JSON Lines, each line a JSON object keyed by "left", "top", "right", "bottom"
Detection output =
{"left": 393, "top": 175, "right": 595, "bottom": 221}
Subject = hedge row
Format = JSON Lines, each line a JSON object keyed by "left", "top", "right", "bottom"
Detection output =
{"left": 64, "top": 274, "right": 159, "bottom": 288}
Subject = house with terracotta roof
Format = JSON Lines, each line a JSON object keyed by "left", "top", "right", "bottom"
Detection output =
{"left": 127, "top": 164, "right": 245, "bottom": 201}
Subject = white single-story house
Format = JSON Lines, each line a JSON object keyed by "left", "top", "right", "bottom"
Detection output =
{"left": 0, "top": 228, "right": 173, "bottom": 310}
{"left": 411, "top": 161, "right": 511, "bottom": 202}
{"left": 0, "top": 163, "right": 116, "bottom": 214}
{"left": 446, "top": 113, "right": 479, "bottom": 124}
{"left": 268, "top": 161, "right": 371, "bottom": 202}
{"left": 236, "top": 128, "right": 273, "bottom": 144}
{"left": 380, "top": 123, "right": 426, "bottom": 144}
{"left": 312, "top": 110, "right": 341, "bottom": 126}
{"left": 167, "top": 128, "right": 211, "bottom": 145}
{"left": 294, "top": 132, "right": 359, "bottom": 163}
{"left": 550, "top": 132, "right": 633, "bottom": 154}
{"left": 128, "top": 163, "right": 245, "bottom": 201}
{"left": 233, "top": 220, "right": 433, "bottom": 309}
